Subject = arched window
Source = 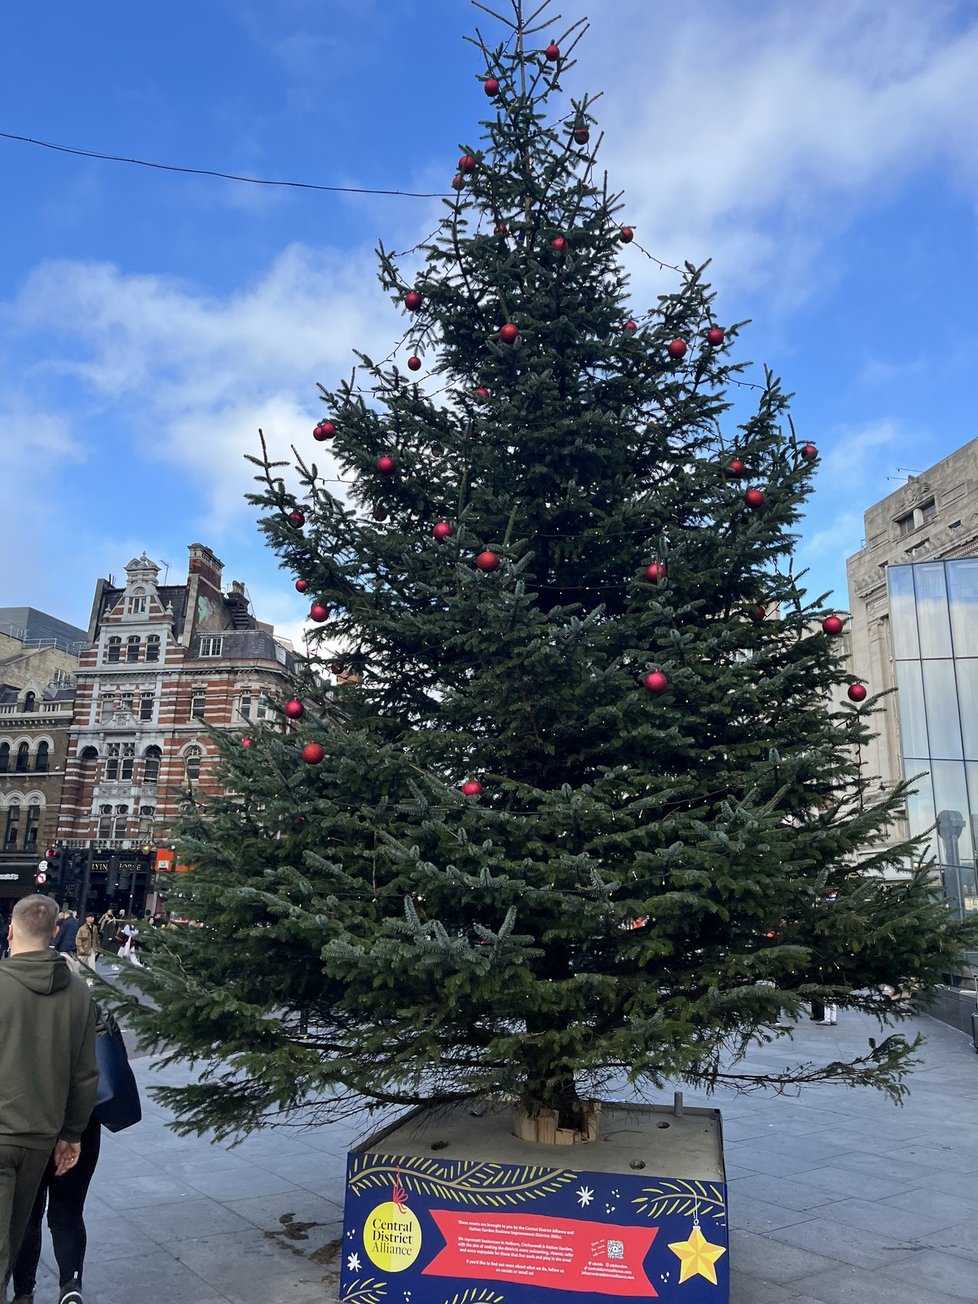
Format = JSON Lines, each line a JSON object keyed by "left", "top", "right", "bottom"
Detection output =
{"left": 79, "top": 745, "right": 99, "bottom": 764}
{"left": 97, "top": 804, "right": 113, "bottom": 841}
{"left": 3, "top": 801, "right": 21, "bottom": 850}
{"left": 35, "top": 741, "right": 49, "bottom": 773}
{"left": 126, "top": 636, "right": 141, "bottom": 663}
{"left": 184, "top": 746, "right": 202, "bottom": 782}
{"left": 145, "top": 634, "right": 161, "bottom": 663}
{"left": 143, "top": 745, "right": 162, "bottom": 783}
{"left": 0, "top": 743, "right": 9, "bottom": 773}
{"left": 15, "top": 742, "right": 29, "bottom": 773}
{"left": 106, "top": 742, "right": 135, "bottom": 781}
{"left": 106, "top": 636, "right": 122, "bottom": 664}
{"left": 23, "top": 691, "right": 36, "bottom": 713}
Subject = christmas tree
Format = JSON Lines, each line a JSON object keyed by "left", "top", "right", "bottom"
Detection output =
{"left": 130, "top": 0, "right": 971, "bottom": 1139}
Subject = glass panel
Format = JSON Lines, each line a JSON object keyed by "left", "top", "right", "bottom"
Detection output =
{"left": 922, "top": 661, "right": 963, "bottom": 760}
{"left": 895, "top": 662, "right": 928, "bottom": 758}
{"left": 888, "top": 566, "right": 919, "bottom": 660}
{"left": 932, "top": 761, "right": 974, "bottom": 866}
{"left": 947, "top": 558, "right": 978, "bottom": 654}
{"left": 904, "top": 762, "right": 937, "bottom": 863}
{"left": 956, "top": 660, "right": 978, "bottom": 761}
{"left": 913, "top": 563, "right": 952, "bottom": 657}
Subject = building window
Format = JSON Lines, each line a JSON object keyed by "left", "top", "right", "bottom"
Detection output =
{"left": 24, "top": 804, "right": 40, "bottom": 852}
{"left": 139, "top": 693, "right": 155, "bottom": 721}
{"left": 897, "top": 499, "right": 936, "bottom": 536}
{"left": 105, "top": 742, "right": 135, "bottom": 781}
{"left": 23, "top": 691, "right": 36, "bottom": 712}
{"left": 191, "top": 691, "right": 206, "bottom": 720}
{"left": 79, "top": 746, "right": 99, "bottom": 764}
{"left": 238, "top": 690, "right": 252, "bottom": 720}
{"left": 113, "top": 804, "right": 129, "bottom": 838}
{"left": 145, "top": 635, "right": 161, "bottom": 663}
{"left": 97, "top": 804, "right": 113, "bottom": 841}
{"left": 143, "top": 745, "right": 162, "bottom": 783}
{"left": 199, "top": 636, "right": 223, "bottom": 657}
{"left": 106, "top": 637, "right": 122, "bottom": 664}
{"left": 15, "top": 743, "right": 29, "bottom": 773}
{"left": 128, "top": 595, "right": 147, "bottom": 615}
{"left": 119, "top": 691, "right": 134, "bottom": 716}
{"left": 0, "top": 743, "right": 8, "bottom": 773}
{"left": 184, "top": 746, "right": 202, "bottom": 782}
{"left": 126, "top": 636, "right": 141, "bottom": 663}
{"left": 100, "top": 693, "right": 116, "bottom": 722}
{"left": 3, "top": 803, "right": 21, "bottom": 850}
{"left": 35, "top": 741, "right": 49, "bottom": 773}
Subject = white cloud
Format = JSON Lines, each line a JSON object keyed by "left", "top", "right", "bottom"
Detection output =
{"left": 583, "top": 1, "right": 978, "bottom": 302}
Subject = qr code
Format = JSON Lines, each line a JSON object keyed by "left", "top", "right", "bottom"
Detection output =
{"left": 606, "top": 1239, "right": 624, "bottom": 1261}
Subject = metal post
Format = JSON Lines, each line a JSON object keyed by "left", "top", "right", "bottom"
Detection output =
{"left": 77, "top": 844, "right": 93, "bottom": 920}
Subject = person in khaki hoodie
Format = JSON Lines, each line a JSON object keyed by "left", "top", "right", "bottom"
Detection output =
{"left": 73, "top": 914, "right": 99, "bottom": 975}
{"left": 0, "top": 895, "right": 97, "bottom": 1297}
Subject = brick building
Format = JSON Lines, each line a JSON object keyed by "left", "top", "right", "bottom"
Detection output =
{"left": 56, "top": 544, "right": 297, "bottom": 915}
{"left": 0, "top": 618, "right": 83, "bottom": 902}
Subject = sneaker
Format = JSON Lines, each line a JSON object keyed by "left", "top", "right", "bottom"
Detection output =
{"left": 59, "top": 1277, "right": 84, "bottom": 1304}
{"left": 815, "top": 1019, "right": 836, "bottom": 1026}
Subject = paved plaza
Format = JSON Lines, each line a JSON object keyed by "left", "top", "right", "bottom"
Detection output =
{"left": 30, "top": 1004, "right": 978, "bottom": 1304}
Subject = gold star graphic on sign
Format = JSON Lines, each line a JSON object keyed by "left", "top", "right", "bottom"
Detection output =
{"left": 667, "top": 1224, "right": 727, "bottom": 1285}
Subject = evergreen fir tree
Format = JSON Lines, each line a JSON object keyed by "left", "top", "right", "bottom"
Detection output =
{"left": 129, "top": 0, "right": 972, "bottom": 1139}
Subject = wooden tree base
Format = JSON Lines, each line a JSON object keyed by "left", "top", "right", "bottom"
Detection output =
{"left": 513, "top": 1100, "right": 601, "bottom": 1145}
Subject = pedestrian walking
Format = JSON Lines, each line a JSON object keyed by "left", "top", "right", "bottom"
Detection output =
{"left": 0, "top": 895, "right": 98, "bottom": 1290}
{"left": 73, "top": 915, "right": 99, "bottom": 976}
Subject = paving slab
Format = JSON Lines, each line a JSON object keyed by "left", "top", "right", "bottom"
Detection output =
{"left": 36, "top": 1007, "right": 977, "bottom": 1304}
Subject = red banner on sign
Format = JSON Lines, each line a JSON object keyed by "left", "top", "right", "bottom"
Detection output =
{"left": 425, "top": 1210, "right": 658, "bottom": 1297}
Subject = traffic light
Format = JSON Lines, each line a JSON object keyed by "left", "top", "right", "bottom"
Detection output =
{"left": 42, "top": 846, "right": 66, "bottom": 890}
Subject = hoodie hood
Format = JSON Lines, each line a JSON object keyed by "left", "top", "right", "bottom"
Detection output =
{"left": 2, "top": 951, "right": 71, "bottom": 995}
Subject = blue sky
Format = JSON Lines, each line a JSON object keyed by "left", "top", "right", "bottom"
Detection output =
{"left": 3, "top": 0, "right": 977, "bottom": 647}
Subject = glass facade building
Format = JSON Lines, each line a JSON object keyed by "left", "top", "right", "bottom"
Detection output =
{"left": 889, "top": 558, "right": 978, "bottom": 918}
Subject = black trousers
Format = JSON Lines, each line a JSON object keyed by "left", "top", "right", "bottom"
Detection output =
{"left": 11, "top": 1118, "right": 101, "bottom": 1293}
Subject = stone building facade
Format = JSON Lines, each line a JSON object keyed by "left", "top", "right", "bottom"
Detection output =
{"left": 0, "top": 622, "right": 83, "bottom": 901}
{"left": 846, "top": 438, "right": 978, "bottom": 1026}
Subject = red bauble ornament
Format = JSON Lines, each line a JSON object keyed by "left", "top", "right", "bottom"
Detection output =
{"left": 476, "top": 550, "right": 500, "bottom": 572}
{"left": 624, "top": 320, "right": 637, "bottom": 332}
{"left": 331, "top": 661, "right": 345, "bottom": 676}
{"left": 573, "top": 126, "right": 590, "bottom": 144}
{"left": 461, "top": 779, "right": 483, "bottom": 797}
{"left": 283, "top": 699, "right": 305, "bottom": 720}
{"left": 376, "top": 455, "right": 396, "bottom": 475}
{"left": 551, "top": 235, "right": 567, "bottom": 251}
{"left": 404, "top": 290, "right": 422, "bottom": 311}
{"left": 545, "top": 42, "right": 560, "bottom": 60}
{"left": 288, "top": 510, "right": 305, "bottom": 527}
{"left": 755, "top": 605, "right": 767, "bottom": 621}
{"left": 822, "top": 614, "right": 845, "bottom": 636}
{"left": 847, "top": 682, "right": 867, "bottom": 702}
{"left": 706, "top": 326, "right": 725, "bottom": 347}
{"left": 619, "top": 226, "right": 634, "bottom": 243}
{"left": 309, "top": 603, "right": 330, "bottom": 622}
{"left": 645, "top": 562, "right": 666, "bottom": 583}
{"left": 726, "top": 458, "right": 746, "bottom": 478}
{"left": 294, "top": 579, "right": 309, "bottom": 593}
{"left": 745, "top": 487, "right": 766, "bottom": 510}
{"left": 484, "top": 77, "right": 500, "bottom": 97}
{"left": 667, "top": 338, "right": 688, "bottom": 360}
{"left": 407, "top": 355, "right": 422, "bottom": 371}
{"left": 499, "top": 322, "right": 519, "bottom": 343}
{"left": 313, "top": 420, "right": 336, "bottom": 441}
{"left": 301, "top": 742, "right": 325, "bottom": 766}
{"left": 801, "top": 442, "right": 818, "bottom": 461}
{"left": 452, "top": 174, "right": 464, "bottom": 190}
{"left": 475, "top": 386, "right": 490, "bottom": 400}
{"left": 643, "top": 670, "right": 668, "bottom": 695}
{"left": 242, "top": 737, "right": 253, "bottom": 748}
{"left": 373, "top": 505, "right": 388, "bottom": 522}
{"left": 458, "top": 154, "right": 477, "bottom": 174}
{"left": 494, "top": 222, "right": 508, "bottom": 236}
{"left": 433, "top": 521, "right": 454, "bottom": 541}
